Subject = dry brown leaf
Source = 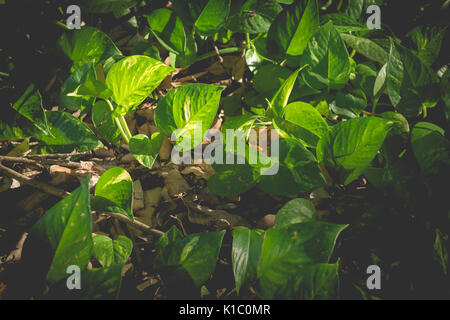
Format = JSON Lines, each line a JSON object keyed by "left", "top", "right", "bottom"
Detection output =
{"left": 159, "top": 136, "right": 172, "bottom": 161}
{"left": 164, "top": 169, "right": 190, "bottom": 196}
{"left": 133, "top": 180, "right": 144, "bottom": 212}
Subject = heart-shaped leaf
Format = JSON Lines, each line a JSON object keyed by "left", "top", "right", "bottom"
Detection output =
{"left": 106, "top": 55, "right": 175, "bottom": 115}
{"left": 274, "top": 101, "right": 329, "bottom": 148}
{"left": 93, "top": 167, "right": 133, "bottom": 220}
{"left": 300, "top": 21, "right": 351, "bottom": 90}
{"left": 58, "top": 26, "right": 121, "bottom": 71}
{"left": 129, "top": 133, "right": 164, "bottom": 169}
{"left": 257, "top": 221, "right": 347, "bottom": 299}
{"left": 154, "top": 83, "right": 225, "bottom": 151}
{"left": 92, "top": 235, "right": 133, "bottom": 267}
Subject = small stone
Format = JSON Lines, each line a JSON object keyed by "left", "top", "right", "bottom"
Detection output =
{"left": 255, "top": 214, "right": 276, "bottom": 230}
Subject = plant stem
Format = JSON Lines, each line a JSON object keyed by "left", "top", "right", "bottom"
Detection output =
{"left": 119, "top": 115, "right": 133, "bottom": 141}
{"left": 246, "top": 33, "right": 251, "bottom": 49}
{"left": 372, "top": 98, "right": 379, "bottom": 114}
{"left": 106, "top": 99, "right": 130, "bottom": 144}
{"left": 194, "top": 47, "right": 243, "bottom": 64}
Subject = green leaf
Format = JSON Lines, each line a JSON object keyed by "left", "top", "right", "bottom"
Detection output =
{"left": 300, "top": 22, "right": 351, "bottom": 90}
{"left": 258, "top": 138, "right": 326, "bottom": 196}
{"left": 253, "top": 64, "right": 292, "bottom": 95}
{"left": 154, "top": 83, "right": 225, "bottom": 151}
{"left": 411, "top": 122, "right": 450, "bottom": 176}
{"left": 58, "top": 27, "right": 121, "bottom": 71}
{"left": 129, "top": 133, "right": 164, "bottom": 169}
{"left": 441, "top": 69, "right": 450, "bottom": 124}
{"left": 317, "top": 116, "right": 392, "bottom": 185}
{"left": 351, "top": 63, "right": 377, "bottom": 100}
{"left": 321, "top": 13, "right": 366, "bottom": 32}
{"left": 11, "top": 85, "right": 49, "bottom": 135}
{"left": 345, "top": 0, "right": 379, "bottom": 21}
{"left": 92, "top": 101, "right": 121, "bottom": 147}
{"left": 267, "top": 0, "right": 319, "bottom": 60}
{"left": 194, "top": 0, "right": 231, "bottom": 36}
{"left": 60, "top": 62, "right": 97, "bottom": 111}
{"left": 92, "top": 235, "right": 114, "bottom": 268}
{"left": 36, "top": 111, "right": 102, "bottom": 152}
{"left": 29, "top": 177, "right": 92, "bottom": 284}
{"left": 270, "top": 67, "right": 303, "bottom": 117}
{"left": 170, "top": 31, "right": 198, "bottom": 68}
{"left": 0, "top": 85, "right": 50, "bottom": 140}
{"left": 93, "top": 167, "right": 133, "bottom": 220}
{"left": 72, "top": 79, "right": 113, "bottom": 100}
{"left": 386, "top": 40, "right": 439, "bottom": 118}
{"left": 274, "top": 198, "right": 316, "bottom": 229}
{"left": 334, "top": 89, "right": 367, "bottom": 115}
{"left": 340, "top": 33, "right": 388, "bottom": 64}
{"left": 245, "top": 47, "right": 263, "bottom": 72}
{"left": 275, "top": 102, "right": 329, "bottom": 148}
{"left": 130, "top": 42, "right": 161, "bottom": 61}
{"left": 232, "top": 227, "right": 264, "bottom": 295}
{"left": 208, "top": 163, "right": 258, "bottom": 197}
{"left": 221, "top": 114, "right": 258, "bottom": 148}
{"left": 154, "top": 230, "right": 226, "bottom": 288}
{"left": 171, "top": 0, "right": 208, "bottom": 29}
{"left": 226, "top": 0, "right": 282, "bottom": 34}
{"left": 380, "top": 111, "right": 409, "bottom": 138}
{"left": 258, "top": 221, "right": 347, "bottom": 299}
{"left": 80, "top": 0, "right": 138, "bottom": 13}
{"left": 407, "top": 25, "right": 448, "bottom": 66}
{"left": 157, "top": 226, "right": 184, "bottom": 252}
{"left": 145, "top": 9, "right": 186, "bottom": 55}
{"left": 373, "top": 63, "right": 387, "bottom": 99}
{"left": 92, "top": 235, "right": 133, "bottom": 267}
{"left": 106, "top": 55, "right": 175, "bottom": 115}
{"left": 80, "top": 264, "right": 123, "bottom": 299}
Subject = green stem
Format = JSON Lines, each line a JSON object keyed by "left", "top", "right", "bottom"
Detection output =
{"left": 106, "top": 100, "right": 130, "bottom": 144}
{"left": 246, "top": 33, "right": 251, "bottom": 49}
{"left": 119, "top": 115, "right": 133, "bottom": 141}
{"left": 55, "top": 21, "right": 70, "bottom": 30}
{"left": 372, "top": 98, "right": 379, "bottom": 114}
{"left": 194, "top": 47, "right": 243, "bottom": 64}
{"left": 423, "top": 105, "right": 428, "bottom": 119}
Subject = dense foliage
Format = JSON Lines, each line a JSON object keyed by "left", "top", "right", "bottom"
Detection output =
{"left": 0, "top": 0, "right": 449, "bottom": 300}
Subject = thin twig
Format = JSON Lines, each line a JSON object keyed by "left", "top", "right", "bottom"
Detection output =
{"left": 0, "top": 161, "right": 69, "bottom": 198}
{"left": 99, "top": 211, "right": 164, "bottom": 238}
{"left": 0, "top": 155, "right": 84, "bottom": 169}
{"left": 25, "top": 151, "right": 93, "bottom": 159}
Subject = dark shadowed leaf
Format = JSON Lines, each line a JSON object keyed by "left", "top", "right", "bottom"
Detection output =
{"left": 232, "top": 227, "right": 264, "bottom": 295}
{"left": 29, "top": 177, "right": 92, "bottom": 284}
